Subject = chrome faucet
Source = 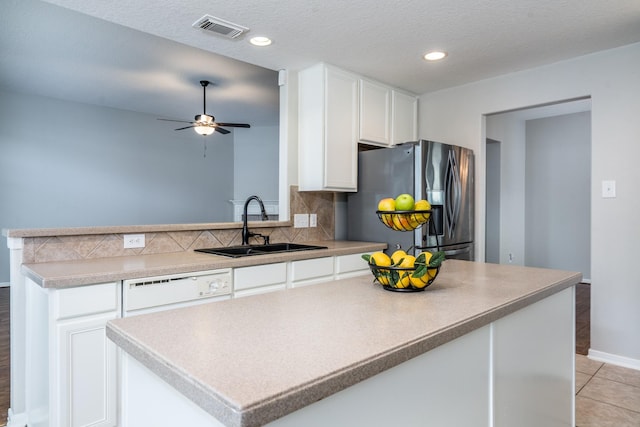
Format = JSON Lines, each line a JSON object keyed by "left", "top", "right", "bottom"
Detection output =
{"left": 242, "top": 195, "right": 270, "bottom": 245}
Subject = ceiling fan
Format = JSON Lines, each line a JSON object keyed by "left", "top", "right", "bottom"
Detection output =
{"left": 158, "top": 80, "right": 251, "bottom": 136}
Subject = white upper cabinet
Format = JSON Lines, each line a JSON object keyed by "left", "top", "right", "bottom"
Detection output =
{"left": 391, "top": 89, "right": 418, "bottom": 145}
{"left": 359, "top": 79, "right": 417, "bottom": 147}
{"left": 298, "top": 63, "right": 418, "bottom": 191}
{"left": 298, "top": 63, "right": 359, "bottom": 192}
{"left": 359, "top": 78, "right": 391, "bottom": 146}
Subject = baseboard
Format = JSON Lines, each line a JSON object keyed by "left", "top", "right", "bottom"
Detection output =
{"left": 0, "top": 282, "right": 9, "bottom": 288}
{"left": 6, "top": 408, "right": 28, "bottom": 427}
{"left": 588, "top": 349, "right": 640, "bottom": 371}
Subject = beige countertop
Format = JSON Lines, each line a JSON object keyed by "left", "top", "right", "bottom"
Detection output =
{"left": 3, "top": 220, "right": 289, "bottom": 237}
{"left": 22, "top": 240, "right": 386, "bottom": 288}
{"left": 106, "top": 260, "right": 581, "bottom": 427}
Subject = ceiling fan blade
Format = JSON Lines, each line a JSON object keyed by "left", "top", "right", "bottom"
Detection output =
{"left": 174, "top": 125, "right": 197, "bottom": 131}
{"left": 158, "top": 118, "right": 195, "bottom": 124}
{"left": 215, "top": 123, "right": 251, "bottom": 128}
{"left": 215, "top": 127, "right": 231, "bottom": 135}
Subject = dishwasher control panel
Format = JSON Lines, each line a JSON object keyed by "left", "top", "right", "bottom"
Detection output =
{"left": 123, "top": 269, "right": 232, "bottom": 313}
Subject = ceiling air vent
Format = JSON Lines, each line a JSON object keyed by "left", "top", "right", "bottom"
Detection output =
{"left": 192, "top": 15, "right": 249, "bottom": 39}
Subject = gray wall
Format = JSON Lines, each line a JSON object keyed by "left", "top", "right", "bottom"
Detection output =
{"left": 1, "top": 89, "right": 239, "bottom": 282}
{"left": 419, "top": 42, "right": 640, "bottom": 370}
{"left": 486, "top": 114, "right": 527, "bottom": 265}
{"left": 485, "top": 139, "right": 501, "bottom": 264}
{"left": 234, "top": 125, "right": 279, "bottom": 202}
{"left": 525, "top": 112, "right": 591, "bottom": 278}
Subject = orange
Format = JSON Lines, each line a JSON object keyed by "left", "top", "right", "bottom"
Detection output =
{"left": 395, "top": 255, "right": 416, "bottom": 288}
{"left": 409, "top": 275, "right": 429, "bottom": 289}
{"left": 398, "top": 255, "right": 416, "bottom": 268}
{"left": 376, "top": 271, "right": 391, "bottom": 285}
{"left": 381, "top": 213, "right": 394, "bottom": 227}
{"left": 420, "top": 251, "right": 433, "bottom": 265}
{"left": 406, "top": 214, "right": 421, "bottom": 229}
{"left": 369, "top": 252, "right": 391, "bottom": 267}
{"left": 414, "top": 199, "right": 431, "bottom": 222}
{"left": 392, "top": 214, "right": 411, "bottom": 231}
{"left": 396, "top": 272, "right": 411, "bottom": 288}
{"left": 390, "top": 250, "right": 407, "bottom": 265}
{"left": 377, "top": 198, "right": 395, "bottom": 212}
{"left": 369, "top": 252, "right": 392, "bottom": 286}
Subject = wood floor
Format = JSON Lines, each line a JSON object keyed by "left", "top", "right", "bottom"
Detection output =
{"left": 576, "top": 282, "right": 591, "bottom": 355}
{"left": 0, "top": 283, "right": 591, "bottom": 426}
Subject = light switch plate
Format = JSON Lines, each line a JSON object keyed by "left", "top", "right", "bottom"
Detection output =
{"left": 602, "top": 180, "right": 616, "bottom": 198}
{"left": 294, "top": 214, "right": 309, "bottom": 228}
{"left": 309, "top": 214, "right": 317, "bottom": 227}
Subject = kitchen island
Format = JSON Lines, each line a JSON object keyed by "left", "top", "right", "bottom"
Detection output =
{"left": 107, "top": 260, "right": 581, "bottom": 427}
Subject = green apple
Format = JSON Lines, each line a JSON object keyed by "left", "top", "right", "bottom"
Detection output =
{"left": 394, "top": 194, "right": 415, "bottom": 211}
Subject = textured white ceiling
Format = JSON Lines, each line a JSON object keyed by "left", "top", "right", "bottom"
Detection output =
{"left": 3, "top": 0, "right": 640, "bottom": 123}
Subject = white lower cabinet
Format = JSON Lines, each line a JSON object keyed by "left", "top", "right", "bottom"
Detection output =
{"left": 289, "top": 257, "right": 335, "bottom": 287}
{"left": 25, "top": 279, "right": 119, "bottom": 427}
{"left": 233, "top": 262, "right": 288, "bottom": 298}
{"left": 335, "top": 252, "right": 371, "bottom": 279}
{"left": 55, "top": 312, "right": 118, "bottom": 427}
{"left": 232, "top": 253, "right": 371, "bottom": 296}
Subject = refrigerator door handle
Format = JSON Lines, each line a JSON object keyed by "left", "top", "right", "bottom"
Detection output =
{"left": 443, "top": 246, "right": 471, "bottom": 256}
{"left": 445, "top": 150, "right": 462, "bottom": 238}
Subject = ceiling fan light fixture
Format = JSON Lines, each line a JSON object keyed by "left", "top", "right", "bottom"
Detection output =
{"left": 158, "top": 80, "right": 250, "bottom": 136}
{"left": 195, "top": 113, "right": 214, "bottom": 124}
{"left": 194, "top": 125, "right": 215, "bottom": 136}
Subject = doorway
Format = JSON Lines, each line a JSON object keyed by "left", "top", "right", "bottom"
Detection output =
{"left": 484, "top": 98, "right": 591, "bottom": 280}
{"left": 485, "top": 98, "right": 592, "bottom": 355}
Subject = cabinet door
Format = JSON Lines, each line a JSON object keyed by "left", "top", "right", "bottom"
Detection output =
{"left": 233, "top": 263, "right": 287, "bottom": 296}
{"left": 324, "top": 67, "right": 359, "bottom": 190}
{"left": 335, "top": 252, "right": 371, "bottom": 279}
{"left": 391, "top": 90, "right": 418, "bottom": 145}
{"left": 55, "top": 312, "right": 118, "bottom": 427}
{"left": 359, "top": 79, "right": 391, "bottom": 146}
{"left": 289, "top": 257, "right": 335, "bottom": 287}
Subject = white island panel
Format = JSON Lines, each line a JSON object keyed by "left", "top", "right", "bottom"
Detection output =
{"left": 493, "top": 286, "right": 575, "bottom": 427}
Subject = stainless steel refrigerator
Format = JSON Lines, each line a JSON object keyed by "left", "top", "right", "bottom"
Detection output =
{"left": 347, "top": 140, "right": 475, "bottom": 260}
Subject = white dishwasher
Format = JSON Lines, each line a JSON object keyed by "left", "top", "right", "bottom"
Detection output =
{"left": 122, "top": 268, "right": 232, "bottom": 317}
{"left": 119, "top": 269, "right": 232, "bottom": 426}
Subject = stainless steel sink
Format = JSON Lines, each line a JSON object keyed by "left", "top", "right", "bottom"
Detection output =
{"left": 195, "top": 243, "right": 328, "bottom": 258}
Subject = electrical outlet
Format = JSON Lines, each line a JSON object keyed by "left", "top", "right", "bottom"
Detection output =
{"left": 508, "top": 253, "right": 514, "bottom": 263}
{"left": 124, "top": 234, "right": 145, "bottom": 248}
{"left": 309, "top": 214, "right": 317, "bottom": 227}
{"left": 293, "top": 214, "right": 309, "bottom": 228}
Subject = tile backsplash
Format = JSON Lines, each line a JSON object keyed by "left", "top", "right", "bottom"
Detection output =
{"left": 22, "top": 186, "right": 335, "bottom": 264}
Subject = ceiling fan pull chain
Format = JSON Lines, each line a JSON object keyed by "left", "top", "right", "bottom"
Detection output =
{"left": 203, "top": 140, "right": 207, "bottom": 158}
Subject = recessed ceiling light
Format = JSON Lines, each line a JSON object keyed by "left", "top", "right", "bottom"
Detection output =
{"left": 423, "top": 51, "right": 447, "bottom": 61}
{"left": 250, "top": 36, "right": 272, "bottom": 47}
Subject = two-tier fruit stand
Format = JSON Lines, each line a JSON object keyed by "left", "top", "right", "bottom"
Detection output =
{"left": 368, "top": 208, "right": 442, "bottom": 292}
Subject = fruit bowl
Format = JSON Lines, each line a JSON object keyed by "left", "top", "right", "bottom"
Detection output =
{"left": 368, "top": 264, "right": 440, "bottom": 292}
{"left": 376, "top": 210, "right": 432, "bottom": 231}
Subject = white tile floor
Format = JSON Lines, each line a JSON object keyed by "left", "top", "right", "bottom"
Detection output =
{"left": 575, "top": 354, "right": 640, "bottom": 426}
